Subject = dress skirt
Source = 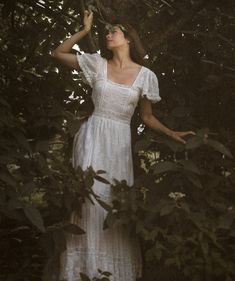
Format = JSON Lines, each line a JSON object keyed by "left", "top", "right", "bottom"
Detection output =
{"left": 59, "top": 113, "right": 143, "bottom": 281}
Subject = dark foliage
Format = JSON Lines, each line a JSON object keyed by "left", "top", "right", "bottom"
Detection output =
{"left": 0, "top": 0, "right": 234, "bottom": 280}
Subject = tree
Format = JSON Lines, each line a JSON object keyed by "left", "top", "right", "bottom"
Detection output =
{"left": 0, "top": 0, "right": 234, "bottom": 280}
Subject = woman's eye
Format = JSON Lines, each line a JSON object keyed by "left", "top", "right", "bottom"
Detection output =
{"left": 105, "top": 29, "right": 117, "bottom": 35}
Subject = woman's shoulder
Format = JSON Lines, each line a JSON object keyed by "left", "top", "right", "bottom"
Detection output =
{"left": 141, "top": 65, "right": 154, "bottom": 73}
{"left": 139, "top": 65, "right": 156, "bottom": 79}
{"left": 79, "top": 52, "right": 104, "bottom": 61}
{"left": 77, "top": 52, "right": 105, "bottom": 70}
{"left": 134, "top": 65, "right": 159, "bottom": 88}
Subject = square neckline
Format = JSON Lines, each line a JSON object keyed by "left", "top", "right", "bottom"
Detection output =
{"left": 104, "top": 58, "right": 144, "bottom": 88}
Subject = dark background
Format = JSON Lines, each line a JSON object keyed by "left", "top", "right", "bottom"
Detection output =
{"left": 0, "top": 0, "right": 234, "bottom": 280}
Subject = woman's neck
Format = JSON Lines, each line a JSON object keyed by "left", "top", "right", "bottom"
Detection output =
{"left": 110, "top": 49, "right": 133, "bottom": 69}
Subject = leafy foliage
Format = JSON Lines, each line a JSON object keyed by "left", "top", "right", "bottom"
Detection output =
{"left": 0, "top": 0, "right": 235, "bottom": 280}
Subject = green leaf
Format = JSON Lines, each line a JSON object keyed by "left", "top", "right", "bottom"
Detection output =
{"left": 0, "top": 191, "right": 6, "bottom": 206}
{"left": 178, "top": 160, "right": 201, "bottom": 175}
{"left": 196, "top": 128, "right": 210, "bottom": 138}
{"left": 96, "top": 198, "right": 112, "bottom": 212}
{"left": 96, "top": 169, "right": 107, "bottom": 174}
{"left": 103, "top": 212, "right": 116, "bottom": 230}
{"left": 180, "top": 202, "right": 190, "bottom": 213}
{"left": 80, "top": 272, "right": 91, "bottom": 281}
{"left": 53, "top": 230, "right": 67, "bottom": 253}
{"left": 11, "top": 130, "right": 32, "bottom": 153}
{"left": 84, "top": 174, "right": 94, "bottom": 189}
{"left": 218, "top": 213, "right": 234, "bottom": 229}
{"left": 64, "top": 192, "right": 74, "bottom": 210}
{"left": 185, "top": 136, "right": 204, "bottom": 150}
{"left": 200, "top": 238, "right": 208, "bottom": 256}
{"left": 8, "top": 198, "right": 23, "bottom": 210}
{"left": 94, "top": 175, "right": 110, "bottom": 184}
{"left": 88, "top": 4, "right": 99, "bottom": 13}
{"left": 0, "top": 171, "right": 17, "bottom": 187}
{"left": 153, "top": 161, "right": 179, "bottom": 174}
{"left": 205, "top": 139, "right": 233, "bottom": 158}
{"left": 2, "top": 0, "right": 15, "bottom": 18}
{"left": 39, "top": 231, "right": 54, "bottom": 256}
{"left": 147, "top": 9, "right": 155, "bottom": 17}
{"left": 163, "top": 137, "right": 185, "bottom": 152}
{"left": 134, "top": 138, "right": 151, "bottom": 153}
{"left": 23, "top": 202, "right": 45, "bottom": 232}
{"left": 42, "top": 256, "right": 59, "bottom": 281}
{"left": 165, "top": 257, "right": 176, "bottom": 266}
{"left": 0, "top": 97, "right": 11, "bottom": 108}
{"left": 229, "top": 229, "right": 235, "bottom": 237}
{"left": 35, "top": 139, "right": 49, "bottom": 152}
{"left": 185, "top": 173, "right": 203, "bottom": 189}
{"left": 62, "top": 223, "right": 86, "bottom": 235}
{"left": 101, "top": 271, "right": 112, "bottom": 277}
{"left": 21, "top": 181, "right": 36, "bottom": 196}
{"left": 160, "top": 204, "right": 175, "bottom": 216}
{"left": 68, "top": 118, "right": 83, "bottom": 137}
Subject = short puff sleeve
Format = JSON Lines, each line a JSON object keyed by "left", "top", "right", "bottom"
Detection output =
{"left": 140, "top": 70, "right": 161, "bottom": 103}
{"left": 76, "top": 52, "right": 101, "bottom": 87}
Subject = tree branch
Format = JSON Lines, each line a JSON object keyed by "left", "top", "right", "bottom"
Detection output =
{"left": 78, "top": 0, "right": 97, "bottom": 53}
{"left": 145, "top": 0, "right": 207, "bottom": 51}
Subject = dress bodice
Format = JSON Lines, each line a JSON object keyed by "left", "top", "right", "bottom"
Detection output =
{"left": 76, "top": 52, "right": 161, "bottom": 124}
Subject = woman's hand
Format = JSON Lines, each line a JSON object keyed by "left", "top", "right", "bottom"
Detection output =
{"left": 83, "top": 9, "right": 93, "bottom": 32}
{"left": 169, "top": 130, "right": 196, "bottom": 144}
{"left": 139, "top": 98, "right": 196, "bottom": 144}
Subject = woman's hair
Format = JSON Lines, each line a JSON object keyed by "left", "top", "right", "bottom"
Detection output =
{"left": 101, "top": 20, "right": 147, "bottom": 66}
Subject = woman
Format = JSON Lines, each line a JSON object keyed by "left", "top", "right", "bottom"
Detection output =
{"left": 51, "top": 9, "right": 195, "bottom": 281}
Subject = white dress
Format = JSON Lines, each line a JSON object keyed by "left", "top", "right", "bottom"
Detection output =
{"left": 59, "top": 52, "right": 161, "bottom": 281}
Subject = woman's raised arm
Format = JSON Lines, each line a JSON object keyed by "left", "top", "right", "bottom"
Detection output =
{"left": 50, "top": 9, "right": 93, "bottom": 70}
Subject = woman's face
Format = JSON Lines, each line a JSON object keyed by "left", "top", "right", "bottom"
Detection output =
{"left": 105, "top": 25, "right": 129, "bottom": 50}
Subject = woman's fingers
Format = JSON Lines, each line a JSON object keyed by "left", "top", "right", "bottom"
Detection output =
{"left": 85, "top": 9, "right": 93, "bottom": 16}
{"left": 171, "top": 133, "right": 185, "bottom": 144}
{"left": 177, "top": 136, "right": 186, "bottom": 144}
{"left": 171, "top": 131, "right": 196, "bottom": 144}
{"left": 83, "top": 9, "right": 93, "bottom": 31}
{"left": 170, "top": 130, "right": 197, "bottom": 144}
{"left": 187, "top": 131, "right": 196, "bottom": 135}
{"left": 180, "top": 131, "right": 196, "bottom": 137}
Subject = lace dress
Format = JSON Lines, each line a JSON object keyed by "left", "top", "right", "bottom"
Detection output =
{"left": 59, "top": 52, "right": 161, "bottom": 281}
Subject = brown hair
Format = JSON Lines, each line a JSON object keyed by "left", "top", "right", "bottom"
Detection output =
{"left": 101, "top": 20, "right": 147, "bottom": 66}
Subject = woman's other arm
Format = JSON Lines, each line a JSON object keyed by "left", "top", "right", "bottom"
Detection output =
{"left": 139, "top": 97, "right": 196, "bottom": 144}
{"left": 50, "top": 9, "right": 93, "bottom": 70}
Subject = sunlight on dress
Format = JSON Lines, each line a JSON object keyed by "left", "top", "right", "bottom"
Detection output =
{"left": 59, "top": 52, "right": 161, "bottom": 281}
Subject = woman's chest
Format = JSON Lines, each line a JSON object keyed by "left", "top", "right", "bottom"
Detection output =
{"left": 92, "top": 78, "right": 141, "bottom": 109}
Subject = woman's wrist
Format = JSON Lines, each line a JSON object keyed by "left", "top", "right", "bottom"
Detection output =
{"left": 83, "top": 26, "right": 91, "bottom": 33}
{"left": 165, "top": 129, "right": 174, "bottom": 137}
{"left": 75, "top": 27, "right": 90, "bottom": 36}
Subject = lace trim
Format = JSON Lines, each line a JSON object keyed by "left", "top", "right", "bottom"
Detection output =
{"left": 92, "top": 110, "right": 131, "bottom": 124}
{"left": 76, "top": 53, "right": 101, "bottom": 87}
{"left": 141, "top": 90, "right": 162, "bottom": 103}
{"left": 76, "top": 53, "right": 92, "bottom": 86}
{"left": 90, "top": 190, "right": 113, "bottom": 204}
{"left": 60, "top": 248, "right": 142, "bottom": 280}
{"left": 66, "top": 248, "right": 139, "bottom": 260}
{"left": 133, "top": 69, "right": 162, "bottom": 103}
